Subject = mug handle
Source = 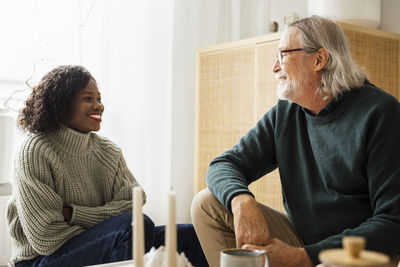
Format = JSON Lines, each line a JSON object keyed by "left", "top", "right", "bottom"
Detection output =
{"left": 259, "top": 250, "right": 270, "bottom": 267}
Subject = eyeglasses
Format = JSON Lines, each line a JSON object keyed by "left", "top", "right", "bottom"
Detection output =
{"left": 277, "top": 48, "right": 304, "bottom": 65}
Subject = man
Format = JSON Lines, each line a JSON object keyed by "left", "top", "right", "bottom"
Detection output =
{"left": 191, "top": 16, "right": 400, "bottom": 267}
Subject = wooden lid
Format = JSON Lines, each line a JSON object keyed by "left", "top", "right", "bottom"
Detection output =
{"left": 318, "top": 236, "right": 390, "bottom": 266}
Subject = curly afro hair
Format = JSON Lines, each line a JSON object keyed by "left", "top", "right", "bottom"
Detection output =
{"left": 19, "top": 65, "right": 95, "bottom": 134}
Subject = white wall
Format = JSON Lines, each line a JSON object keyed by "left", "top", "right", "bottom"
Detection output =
{"left": 380, "top": 0, "right": 400, "bottom": 34}
{"left": 269, "top": 0, "right": 399, "bottom": 34}
{"left": 270, "top": 0, "right": 307, "bottom": 31}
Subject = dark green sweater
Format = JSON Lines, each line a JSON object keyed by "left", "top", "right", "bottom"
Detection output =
{"left": 207, "top": 82, "right": 400, "bottom": 265}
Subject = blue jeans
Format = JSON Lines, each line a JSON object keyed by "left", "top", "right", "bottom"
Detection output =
{"left": 16, "top": 212, "right": 208, "bottom": 267}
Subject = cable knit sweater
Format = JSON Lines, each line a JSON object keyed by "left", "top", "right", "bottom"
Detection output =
{"left": 7, "top": 126, "right": 144, "bottom": 263}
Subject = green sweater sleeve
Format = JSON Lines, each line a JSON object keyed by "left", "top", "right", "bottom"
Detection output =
{"left": 69, "top": 151, "right": 145, "bottom": 228}
{"left": 207, "top": 107, "right": 278, "bottom": 213}
{"left": 8, "top": 138, "right": 84, "bottom": 257}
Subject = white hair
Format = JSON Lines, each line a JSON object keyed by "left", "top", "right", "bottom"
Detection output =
{"left": 288, "top": 15, "right": 368, "bottom": 99}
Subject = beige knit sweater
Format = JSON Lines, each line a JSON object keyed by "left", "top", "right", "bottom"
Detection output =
{"left": 7, "top": 126, "right": 144, "bottom": 263}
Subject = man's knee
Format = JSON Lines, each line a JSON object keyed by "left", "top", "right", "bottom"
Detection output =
{"left": 191, "top": 188, "right": 224, "bottom": 224}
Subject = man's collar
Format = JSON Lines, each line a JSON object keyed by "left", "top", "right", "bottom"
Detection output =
{"left": 302, "top": 92, "right": 348, "bottom": 117}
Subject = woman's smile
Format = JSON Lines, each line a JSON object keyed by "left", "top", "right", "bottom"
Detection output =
{"left": 66, "top": 79, "right": 104, "bottom": 133}
{"left": 88, "top": 113, "right": 102, "bottom": 122}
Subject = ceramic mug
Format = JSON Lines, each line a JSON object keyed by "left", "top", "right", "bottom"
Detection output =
{"left": 220, "top": 248, "right": 269, "bottom": 267}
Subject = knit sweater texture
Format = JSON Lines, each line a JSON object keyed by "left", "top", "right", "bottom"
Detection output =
{"left": 7, "top": 126, "right": 143, "bottom": 263}
{"left": 207, "top": 82, "right": 400, "bottom": 265}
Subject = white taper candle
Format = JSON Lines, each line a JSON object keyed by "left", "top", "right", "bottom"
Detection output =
{"left": 133, "top": 186, "right": 144, "bottom": 267}
{"left": 166, "top": 191, "right": 177, "bottom": 267}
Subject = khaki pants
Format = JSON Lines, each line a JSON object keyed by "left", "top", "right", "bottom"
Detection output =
{"left": 191, "top": 188, "right": 400, "bottom": 267}
{"left": 191, "top": 189, "right": 303, "bottom": 267}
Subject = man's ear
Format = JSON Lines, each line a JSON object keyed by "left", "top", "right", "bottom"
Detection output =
{"left": 314, "top": 48, "right": 329, "bottom": 71}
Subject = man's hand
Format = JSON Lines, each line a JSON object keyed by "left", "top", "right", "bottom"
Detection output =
{"left": 231, "top": 194, "right": 271, "bottom": 248}
{"left": 243, "top": 238, "right": 313, "bottom": 267}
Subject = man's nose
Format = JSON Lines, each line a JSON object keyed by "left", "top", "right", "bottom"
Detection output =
{"left": 272, "top": 59, "right": 281, "bottom": 73}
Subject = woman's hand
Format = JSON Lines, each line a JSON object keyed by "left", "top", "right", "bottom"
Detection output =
{"left": 63, "top": 207, "right": 72, "bottom": 221}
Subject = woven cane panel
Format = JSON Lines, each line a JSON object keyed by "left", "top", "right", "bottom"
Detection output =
{"left": 344, "top": 29, "right": 400, "bottom": 100}
{"left": 195, "top": 47, "right": 255, "bottom": 193}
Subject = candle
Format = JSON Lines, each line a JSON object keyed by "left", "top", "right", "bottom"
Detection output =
{"left": 166, "top": 191, "right": 177, "bottom": 267}
{"left": 133, "top": 186, "right": 144, "bottom": 267}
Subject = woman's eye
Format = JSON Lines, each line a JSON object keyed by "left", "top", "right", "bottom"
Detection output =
{"left": 84, "top": 97, "right": 92, "bottom": 101}
{"left": 97, "top": 98, "right": 102, "bottom": 103}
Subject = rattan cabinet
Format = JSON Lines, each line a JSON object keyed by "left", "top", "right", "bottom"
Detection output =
{"left": 194, "top": 22, "right": 400, "bottom": 212}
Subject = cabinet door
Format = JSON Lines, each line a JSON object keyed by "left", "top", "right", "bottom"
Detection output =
{"left": 343, "top": 27, "right": 400, "bottom": 100}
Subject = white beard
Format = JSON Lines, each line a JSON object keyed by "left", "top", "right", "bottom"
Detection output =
{"left": 275, "top": 71, "right": 300, "bottom": 102}
{"left": 275, "top": 65, "right": 311, "bottom": 102}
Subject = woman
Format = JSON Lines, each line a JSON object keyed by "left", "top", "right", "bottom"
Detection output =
{"left": 7, "top": 65, "right": 207, "bottom": 267}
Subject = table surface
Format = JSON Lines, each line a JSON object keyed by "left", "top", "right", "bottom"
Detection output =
{"left": 87, "top": 260, "right": 134, "bottom": 267}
